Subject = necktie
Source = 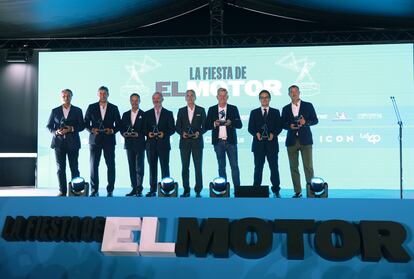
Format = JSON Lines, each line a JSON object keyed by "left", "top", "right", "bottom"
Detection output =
{"left": 263, "top": 108, "right": 268, "bottom": 121}
{"left": 219, "top": 110, "right": 225, "bottom": 120}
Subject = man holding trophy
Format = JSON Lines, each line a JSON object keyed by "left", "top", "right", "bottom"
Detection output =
{"left": 248, "top": 89, "right": 283, "bottom": 197}
{"left": 144, "top": 92, "right": 175, "bottom": 197}
{"left": 121, "top": 93, "right": 146, "bottom": 197}
{"left": 47, "top": 89, "right": 85, "bottom": 196}
{"left": 175, "top": 89, "right": 206, "bottom": 197}
{"left": 84, "top": 86, "right": 121, "bottom": 197}
{"left": 282, "top": 85, "right": 318, "bottom": 198}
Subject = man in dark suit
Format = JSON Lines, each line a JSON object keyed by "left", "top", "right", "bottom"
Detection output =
{"left": 144, "top": 92, "right": 175, "bottom": 197}
{"left": 248, "top": 89, "right": 283, "bottom": 197}
{"left": 121, "top": 93, "right": 146, "bottom": 197}
{"left": 205, "top": 87, "right": 242, "bottom": 188}
{"left": 175, "top": 89, "right": 206, "bottom": 198}
{"left": 282, "top": 85, "right": 318, "bottom": 198}
{"left": 47, "top": 89, "right": 85, "bottom": 196}
{"left": 84, "top": 86, "right": 121, "bottom": 197}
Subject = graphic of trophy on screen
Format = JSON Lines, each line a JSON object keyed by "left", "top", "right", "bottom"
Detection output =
{"left": 219, "top": 109, "right": 226, "bottom": 126}
{"left": 152, "top": 125, "right": 160, "bottom": 139}
{"left": 260, "top": 124, "right": 269, "bottom": 140}
{"left": 123, "top": 126, "right": 138, "bottom": 138}
{"left": 97, "top": 120, "right": 106, "bottom": 134}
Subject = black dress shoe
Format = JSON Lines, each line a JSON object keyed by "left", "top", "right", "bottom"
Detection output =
{"left": 195, "top": 192, "right": 202, "bottom": 198}
{"left": 57, "top": 192, "right": 67, "bottom": 197}
{"left": 90, "top": 191, "right": 99, "bottom": 197}
{"left": 107, "top": 192, "right": 113, "bottom": 197}
{"left": 292, "top": 192, "right": 302, "bottom": 198}
{"left": 273, "top": 192, "right": 281, "bottom": 198}
{"left": 180, "top": 192, "right": 190, "bottom": 198}
{"left": 126, "top": 190, "right": 138, "bottom": 197}
{"left": 137, "top": 192, "right": 143, "bottom": 197}
{"left": 145, "top": 191, "right": 156, "bottom": 197}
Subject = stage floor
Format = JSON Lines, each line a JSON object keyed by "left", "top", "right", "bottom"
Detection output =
{"left": 0, "top": 187, "right": 413, "bottom": 199}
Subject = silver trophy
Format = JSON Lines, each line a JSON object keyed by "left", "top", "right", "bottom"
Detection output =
{"left": 59, "top": 118, "right": 70, "bottom": 132}
{"left": 261, "top": 124, "right": 269, "bottom": 140}
{"left": 123, "top": 126, "right": 138, "bottom": 138}
{"left": 219, "top": 110, "right": 226, "bottom": 126}
{"left": 152, "top": 125, "right": 160, "bottom": 138}
{"left": 97, "top": 120, "right": 106, "bottom": 134}
{"left": 186, "top": 125, "right": 196, "bottom": 139}
{"left": 293, "top": 115, "right": 303, "bottom": 128}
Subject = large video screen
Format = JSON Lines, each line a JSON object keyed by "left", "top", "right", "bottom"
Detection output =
{"left": 38, "top": 44, "right": 414, "bottom": 190}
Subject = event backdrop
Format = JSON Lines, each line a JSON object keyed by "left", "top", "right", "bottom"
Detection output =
{"left": 37, "top": 44, "right": 414, "bottom": 190}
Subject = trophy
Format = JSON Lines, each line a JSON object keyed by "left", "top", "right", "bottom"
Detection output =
{"left": 152, "top": 125, "right": 160, "bottom": 138}
{"left": 186, "top": 125, "right": 197, "bottom": 139}
{"left": 59, "top": 118, "right": 70, "bottom": 131}
{"left": 260, "top": 124, "right": 269, "bottom": 140}
{"left": 293, "top": 115, "right": 303, "bottom": 128}
{"left": 219, "top": 110, "right": 226, "bottom": 126}
{"left": 97, "top": 120, "right": 106, "bottom": 134}
{"left": 123, "top": 126, "right": 138, "bottom": 138}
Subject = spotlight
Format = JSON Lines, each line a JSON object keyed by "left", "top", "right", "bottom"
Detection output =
{"left": 306, "top": 177, "right": 328, "bottom": 198}
{"left": 157, "top": 177, "right": 178, "bottom": 197}
{"left": 5, "top": 50, "right": 29, "bottom": 63}
{"left": 68, "top": 177, "right": 89, "bottom": 197}
{"left": 209, "top": 177, "right": 230, "bottom": 198}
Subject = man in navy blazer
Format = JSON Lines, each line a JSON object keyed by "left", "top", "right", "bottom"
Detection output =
{"left": 175, "top": 89, "right": 206, "bottom": 197}
{"left": 121, "top": 93, "right": 146, "bottom": 197}
{"left": 282, "top": 85, "right": 318, "bottom": 198}
{"left": 205, "top": 87, "right": 242, "bottom": 188}
{"left": 84, "top": 86, "right": 121, "bottom": 197}
{"left": 144, "top": 92, "right": 175, "bottom": 197}
{"left": 47, "top": 89, "right": 85, "bottom": 196}
{"left": 248, "top": 90, "right": 283, "bottom": 197}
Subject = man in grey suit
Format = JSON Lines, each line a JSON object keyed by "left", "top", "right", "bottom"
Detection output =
{"left": 175, "top": 89, "right": 206, "bottom": 197}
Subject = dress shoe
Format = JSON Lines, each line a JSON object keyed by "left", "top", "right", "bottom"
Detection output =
{"left": 145, "top": 191, "right": 156, "bottom": 197}
{"left": 292, "top": 192, "right": 302, "bottom": 198}
{"left": 57, "top": 192, "right": 66, "bottom": 197}
{"left": 195, "top": 192, "right": 202, "bottom": 198}
{"left": 126, "top": 190, "right": 138, "bottom": 197}
{"left": 273, "top": 192, "right": 281, "bottom": 198}
{"left": 90, "top": 191, "right": 99, "bottom": 197}
{"left": 107, "top": 191, "right": 113, "bottom": 197}
{"left": 180, "top": 192, "right": 190, "bottom": 198}
{"left": 137, "top": 192, "right": 143, "bottom": 197}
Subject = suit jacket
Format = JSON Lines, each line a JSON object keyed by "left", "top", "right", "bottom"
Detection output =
{"left": 84, "top": 102, "right": 121, "bottom": 146}
{"left": 121, "top": 109, "right": 146, "bottom": 151}
{"left": 175, "top": 105, "right": 206, "bottom": 149}
{"left": 144, "top": 107, "right": 175, "bottom": 150}
{"left": 248, "top": 107, "right": 282, "bottom": 152}
{"left": 281, "top": 100, "right": 318, "bottom": 147}
{"left": 47, "top": 105, "right": 85, "bottom": 150}
{"left": 204, "top": 103, "right": 242, "bottom": 145}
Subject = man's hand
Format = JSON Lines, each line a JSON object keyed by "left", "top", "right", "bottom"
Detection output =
{"left": 193, "top": 131, "right": 200, "bottom": 139}
{"left": 268, "top": 133, "right": 274, "bottom": 141}
{"left": 91, "top": 128, "right": 99, "bottom": 135}
{"left": 256, "top": 132, "right": 262, "bottom": 141}
{"left": 158, "top": 131, "right": 164, "bottom": 139}
{"left": 290, "top": 124, "right": 299, "bottom": 130}
{"left": 104, "top": 128, "right": 114, "bottom": 135}
{"left": 214, "top": 120, "right": 221, "bottom": 128}
{"left": 183, "top": 132, "right": 189, "bottom": 139}
{"left": 225, "top": 119, "right": 232, "bottom": 126}
{"left": 299, "top": 116, "right": 306, "bottom": 126}
{"left": 148, "top": 132, "right": 155, "bottom": 138}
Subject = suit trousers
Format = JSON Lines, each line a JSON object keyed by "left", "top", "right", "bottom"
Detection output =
{"left": 287, "top": 138, "right": 314, "bottom": 194}
{"left": 54, "top": 142, "right": 80, "bottom": 193}
{"left": 146, "top": 146, "right": 170, "bottom": 192}
{"left": 253, "top": 147, "right": 280, "bottom": 193}
{"left": 126, "top": 149, "right": 145, "bottom": 194}
{"left": 90, "top": 144, "right": 116, "bottom": 193}
{"left": 180, "top": 146, "right": 203, "bottom": 193}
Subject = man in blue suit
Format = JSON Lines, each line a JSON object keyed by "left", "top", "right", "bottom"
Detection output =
{"left": 205, "top": 87, "right": 242, "bottom": 188}
{"left": 47, "top": 89, "right": 85, "bottom": 196}
{"left": 84, "top": 86, "right": 121, "bottom": 197}
{"left": 121, "top": 93, "right": 146, "bottom": 197}
{"left": 248, "top": 89, "right": 283, "bottom": 197}
{"left": 144, "top": 92, "right": 175, "bottom": 197}
{"left": 282, "top": 85, "right": 318, "bottom": 198}
{"left": 175, "top": 89, "right": 206, "bottom": 198}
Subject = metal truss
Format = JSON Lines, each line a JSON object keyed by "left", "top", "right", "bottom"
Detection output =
{"left": 210, "top": 0, "right": 224, "bottom": 45}
{"left": 1, "top": 29, "right": 414, "bottom": 51}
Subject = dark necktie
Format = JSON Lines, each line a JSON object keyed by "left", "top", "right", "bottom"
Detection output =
{"left": 263, "top": 108, "right": 268, "bottom": 121}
